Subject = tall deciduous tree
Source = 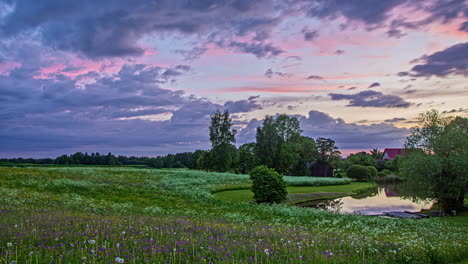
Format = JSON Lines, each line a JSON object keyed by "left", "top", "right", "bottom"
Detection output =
{"left": 314, "top": 137, "right": 341, "bottom": 177}
{"left": 208, "top": 109, "right": 237, "bottom": 172}
{"left": 370, "top": 148, "right": 383, "bottom": 160}
{"left": 209, "top": 109, "right": 236, "bottom": 147}
{"left": 401, "top": 110, "right": 467, "bottom": 212}
{"left": 255, "top": 114, "right": 304, "bottom": 174}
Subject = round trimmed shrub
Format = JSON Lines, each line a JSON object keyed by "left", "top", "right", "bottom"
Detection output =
{"left": 347, "top": 165, "right": 371, "bottom": 182}
{"left": 249, "top": 165, "right": 287, "bottom": 204}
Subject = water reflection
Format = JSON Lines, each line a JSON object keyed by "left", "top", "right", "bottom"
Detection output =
{"left": 299, "top": 183, "right": 434, "bottom": 215}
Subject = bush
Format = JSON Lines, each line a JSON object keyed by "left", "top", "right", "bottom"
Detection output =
{"left": 249, "top": 165, "right": 287, "bottom": 204}
{"left": 367, "top": 166, "right": 377, "bottom": 181}
{"left": 347, "top": 165, "right": 371, "bottom": 182}
{"left": 378, "top": 169, "right": 392, "bottom": 177}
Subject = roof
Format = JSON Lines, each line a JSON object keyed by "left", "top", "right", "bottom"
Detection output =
{"left": 382, "top": 148, "right": 405, "bottom": 160}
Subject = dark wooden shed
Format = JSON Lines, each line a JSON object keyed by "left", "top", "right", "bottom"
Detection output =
{"left": 310, "top": 161, "right": 333, "bottom": 177}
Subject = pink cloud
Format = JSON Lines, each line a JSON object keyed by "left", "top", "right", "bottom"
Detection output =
{"left": 0, "top": 61, "right": 21, "bottom": 75}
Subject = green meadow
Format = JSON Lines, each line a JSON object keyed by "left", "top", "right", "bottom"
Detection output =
{"left": 0, "top": 167, "right": 466, "bottom": 263}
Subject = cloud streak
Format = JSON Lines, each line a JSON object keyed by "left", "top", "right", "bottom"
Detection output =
{"left": 329, "top": 90, "right": 411, "bottom": 108}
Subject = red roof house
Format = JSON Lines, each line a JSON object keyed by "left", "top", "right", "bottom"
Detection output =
{"left": 382, "top": 148, "right": 406, "bottom": 160}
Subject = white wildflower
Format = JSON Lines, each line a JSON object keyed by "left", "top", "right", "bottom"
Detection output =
{"left": 115, "top": 257, "right": 125, "bottom": 263}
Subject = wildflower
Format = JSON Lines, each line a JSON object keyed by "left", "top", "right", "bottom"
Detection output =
{"left": 121, "top": 231, "right": 126, "bottom": 235}
{"left": 6, "top": 242, "right": 12, "bottom": 247}
{"left": 264, "top": 249, "right": 270, "bottom": 256}
{"left": 115, "top": 257, "right": 125, "bottom": 263}
{"left": 13, "top": 225, "right": 17, "bottom": 228}
{"left": 88, "top": 239, "right": 96, "bottom": 244}
{"left": 116, "top": 243, "right": 120, "bottom": 248}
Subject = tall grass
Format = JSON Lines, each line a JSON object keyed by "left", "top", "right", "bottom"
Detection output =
{"left": 0, "top": 167, "right": 466, "bottom": 263}
{"left": 283, "top": 176, "right": 351, "bottom": 186}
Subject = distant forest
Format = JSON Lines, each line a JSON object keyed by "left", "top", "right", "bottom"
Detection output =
{"left": 0, "top": 151, "right": 201, "bottom": 169}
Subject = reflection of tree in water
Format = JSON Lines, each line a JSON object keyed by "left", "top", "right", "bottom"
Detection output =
{"left": 381, "top": 183, "right": 400, "bottom": 197}
{"left": 316, "top": 199, "right": 344, "bottom": 213}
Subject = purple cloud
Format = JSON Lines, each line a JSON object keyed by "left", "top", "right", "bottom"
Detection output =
{"left": 329, "top": 90, "right": 411, "bottom": 108}
{"left": 399, "top": 42, "right": 468, "bottom": 77}
{"left": 237, "top": 110, "right": 409, "bottom": 150}
{"left": 302, "top": 28, "right": 319, "bottom": 41}
{"left": 306, "top": 75, "right": 323, "bottom": 80}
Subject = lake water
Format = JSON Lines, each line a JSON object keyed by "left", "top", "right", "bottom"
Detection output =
{"left": 298, "top": 183, "right": 434, "bottom": 215}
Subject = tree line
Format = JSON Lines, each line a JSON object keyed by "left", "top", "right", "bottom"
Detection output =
{"left": 193, "top": 110, "right": 342, "bottom": 176}
{"left": 0, "top": 152, "right": 198, "bottom": 167}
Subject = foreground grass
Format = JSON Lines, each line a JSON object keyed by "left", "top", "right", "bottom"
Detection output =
{"left": 0, "top": 167, "right": 466, "bottom": 263}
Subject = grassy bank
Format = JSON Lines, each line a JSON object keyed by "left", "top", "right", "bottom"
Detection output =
{"left": 213, "top": 182, "right": 375, "bottom": 204}
{"left": 0, "top": 167, "right": 466, "bottom": 263}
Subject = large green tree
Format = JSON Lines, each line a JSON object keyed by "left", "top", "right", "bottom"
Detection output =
{"left": 287, "top": 136, "right": 317, "bottom": 176}
{"left": 208, "top": 109, "right": 237, "bottom": 172}
{"left": 255, "top": 114, "right": 304, "bottom": 174}
{"left": 401, "top": 110, "right": 468, "bottom": 212}
{"left": 237, "top": 143, "right": 258, "bottom": 174}
{"left": 314, "top": 137, "right": 341, "bottom": 177}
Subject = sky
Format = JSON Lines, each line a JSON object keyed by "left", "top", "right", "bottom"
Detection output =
{"left": 0, "top": 0, "right": 467, "bottom": 158}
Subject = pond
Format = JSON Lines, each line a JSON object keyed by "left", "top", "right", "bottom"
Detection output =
{"left": 297, "top": 182, "right": 434, "bottom": 215}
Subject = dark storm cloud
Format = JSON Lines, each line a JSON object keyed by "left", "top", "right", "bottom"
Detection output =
{"left": 329, "top": 90, "right": 411, "bottom": 108}
{"left": 0, "top": 62, "right": 263, "bottom": 156}
{"left": 305, "top": 0, "right": 467, "bottom": 35}
{"left": 237, "top": 110, "right": 409, "bottom": 150}
{"left": 1, "top": 0, "right": 465, "bottom": 61}
{"left": 368, "top": 82, "right": 381, "bottom": 88}
{"left": 399, "top": 42, "right": 468, "bottom": 77}
{"left": 0, "top": 0, "right": 283, "bottom": 58}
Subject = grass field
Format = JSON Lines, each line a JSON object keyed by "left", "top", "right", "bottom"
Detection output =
{"left": 0, "top": 167, "right": 466, "bottom": 263}
{"left": 214, "top": 182, "right": 375, "bottom": 204}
